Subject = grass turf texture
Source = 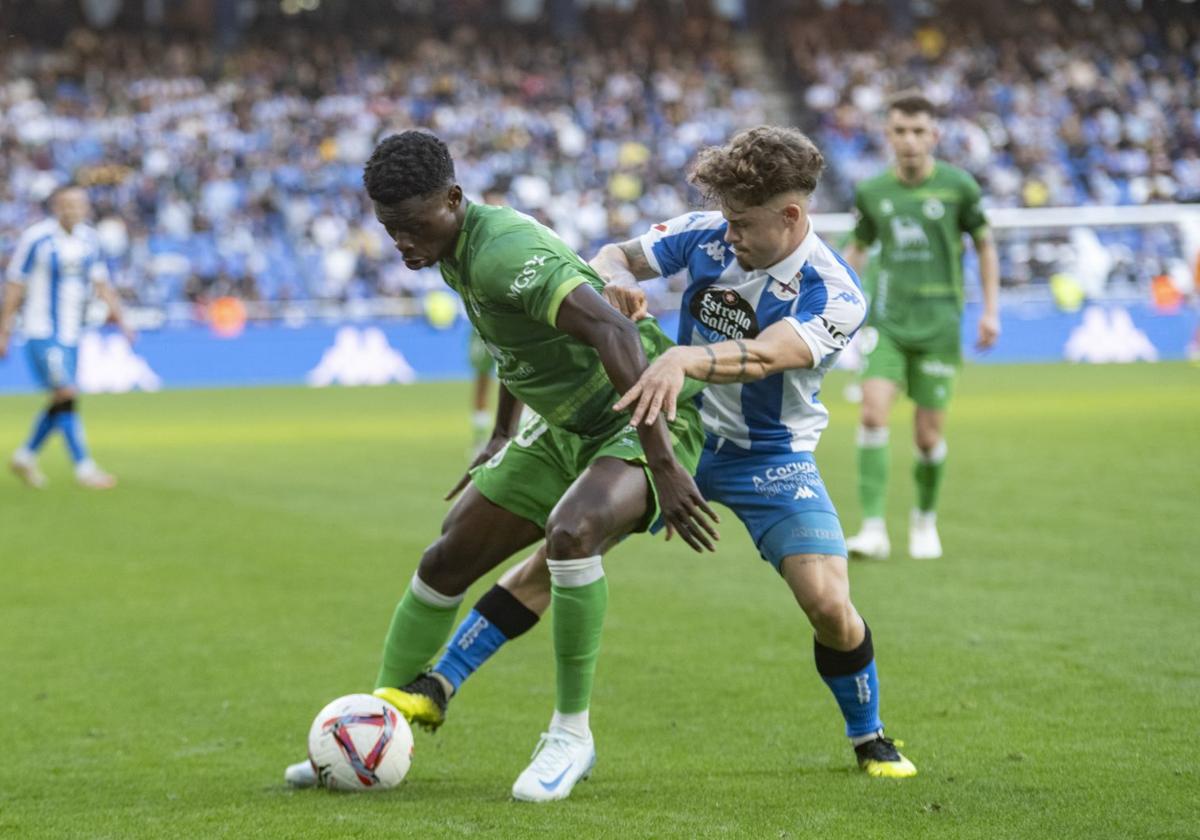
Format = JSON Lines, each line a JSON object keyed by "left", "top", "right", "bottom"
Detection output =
{"left": 0, "top": 363, "right": 1196, "bottom": 839}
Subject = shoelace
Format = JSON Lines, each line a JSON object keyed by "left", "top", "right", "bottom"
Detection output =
{"left": 527, "top": 731, "right": 576, "bottom": 772}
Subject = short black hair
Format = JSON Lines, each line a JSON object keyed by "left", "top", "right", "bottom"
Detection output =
{"left": 363, "top": 131, "right": 456, "bottom": 205}
{"left": 887, "top": 90, "right": 937, "bottom": 118}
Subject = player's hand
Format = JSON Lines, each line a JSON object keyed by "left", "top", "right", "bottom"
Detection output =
{"left": 602, "top": 284, "right": 649, "bottom": 321}
{"left": 976, "top": 312, "right": 1001, "bottom": 350}
{"left": 613, "top": 348, "right": 686, "bottom": 426}
{"left": 445, "top": 431, "right": 509, "bottom": 501}
{"left": 0, "top": 330, "right": 8, "bottom": 360}
{"left": 650, "top": 458, "right": 720, "bottom": 553}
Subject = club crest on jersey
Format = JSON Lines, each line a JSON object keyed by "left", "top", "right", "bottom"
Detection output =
{"left": 770, "top": 274, "right": 800, "bottom": 301}
{"left": 690, "top": 287, "right": 759, "bottom": 341}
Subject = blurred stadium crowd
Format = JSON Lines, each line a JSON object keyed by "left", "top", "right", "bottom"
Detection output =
{"left": 0, "top": 0, "right": 1197, "bottom": 310}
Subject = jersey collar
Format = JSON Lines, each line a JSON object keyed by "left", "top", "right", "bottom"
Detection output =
{"left": 763, "top": 219, "right": 817, "bottom": 286}
{"left": 449, "top": 200, "right": 477, "bottom": 266}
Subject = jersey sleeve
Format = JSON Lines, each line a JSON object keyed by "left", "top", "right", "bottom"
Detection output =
{"left": 6, "top": 227, "right": 43, "bottom": 284}
{"left": 851, "top": 187, "right": 878, "bottom": 247}
{"left": 638, "top": 211, "right": 724, "bottom": 277}
{"left": 958, "top": 172, "right": 988, "bottom": 238}
{"left": 784, "top": 277, "right": 867, "bottom": 368}
{"left": 471, "top": 232, "right": 593, "bottom": 327}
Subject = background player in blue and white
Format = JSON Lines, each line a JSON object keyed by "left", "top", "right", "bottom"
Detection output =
{"left": 0, "top": 186, "right": 132, "bottom": 490}
{"left": 349, "top": 127, "right": 917, "bottom": 785}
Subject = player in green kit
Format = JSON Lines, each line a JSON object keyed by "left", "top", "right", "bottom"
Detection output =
{"left": 842, "top": 92, "right": 1001, "bottom": 560}
{"left": 285, "top": 131, "right": 718, "bottom": 801}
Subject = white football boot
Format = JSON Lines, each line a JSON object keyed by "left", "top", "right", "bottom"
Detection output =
{"left": 908, "top": 510, "right": 943, "bottom": 559}
{"left": 511, "top": 728, "right": 596, "bottom": 802}
{"left": 10, "top": 450, "right": 46, "bottom": 489}
{"left": 284, "top": 758, "right": 318, "bottom": 788}
{"left": 846, "top": 518, "right": 891, "bottom": 560}
{"left": 75, "top": 461, "right": 117, "bottom": 490}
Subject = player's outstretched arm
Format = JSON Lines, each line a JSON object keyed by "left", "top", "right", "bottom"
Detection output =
{"left": 591, "top": 240, "right": 658, "bottom": 321}
{"left": 615, "top": 321, "right": 816, "bottom": 427}
{"left": 556, "top": 284, "right": 719, "bottom": 552}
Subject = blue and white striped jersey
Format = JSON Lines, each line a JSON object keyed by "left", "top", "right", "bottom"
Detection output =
{"left": 639, "top": 211, "right": 866, "bottom": 454}
{"left": 6, "top": 218, "right": 110, "bottom": 347}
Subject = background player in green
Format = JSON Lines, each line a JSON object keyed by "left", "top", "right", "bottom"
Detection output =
{"left": 286, "top": 131, "right": 718, "bottom": 801}
{"left": 842, "top": 92, "right": 1001, "bottom": 560}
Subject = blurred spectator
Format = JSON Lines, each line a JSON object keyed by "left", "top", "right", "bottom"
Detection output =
{"left": 769, "top": 1, "right": 1199, "bottom": 212}
{"left": 0, "top": 4, "right": 765, "bottom": 308}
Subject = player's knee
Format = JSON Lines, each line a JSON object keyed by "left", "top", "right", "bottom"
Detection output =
{"left": 802, "top": 592, "right": 856, "bottom": 639}
{"left": 915, "top": 428, "right": 942, "bottom": 453}
{"left": 544, "top": 514, "right": 603, "bottom": 559}
{"left": 416, "top": 540, "right": 468, "bottom": 596}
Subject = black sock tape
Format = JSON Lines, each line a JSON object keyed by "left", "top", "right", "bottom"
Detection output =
{"left": 475, "top": 584, "right": 540, "bottom": 639}
{"left": 814, "top": 622, "right": 874, "bottom": 677}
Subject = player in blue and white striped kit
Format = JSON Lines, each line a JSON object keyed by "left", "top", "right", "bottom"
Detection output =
{"left": 286, "top": 128, "right": 916, "bottom": 795}
{"left": 0, "top": 186, "right": 132, "bottom": 489}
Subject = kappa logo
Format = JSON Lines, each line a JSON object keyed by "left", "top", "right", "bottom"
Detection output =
{"left": 77, "top": 332, "right": 162, "bottom": 393}
{"left": 1064, "top": 306, "right": 1159, "bottom": 363}
{"left": 308, "top": 326, "right": 417, "bottom": 387}
{"left": 794, "top": 485, "right": 818, "bottom": 500}
{"left": 834, "top": 290, "right": 861, "bottom": 306}
{"left": 700, "top": 240, "right": 727, "bottom": 264}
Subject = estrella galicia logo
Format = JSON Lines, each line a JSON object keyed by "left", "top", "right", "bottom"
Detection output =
{"left": 690, "top": 287, "right": 759, "bottom": 341}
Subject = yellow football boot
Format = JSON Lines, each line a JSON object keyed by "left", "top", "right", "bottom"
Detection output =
{"left": 373, "top": 674, "right": 449, "bottom": 731}
{"left": 855, "top": 736, "right": 918, "bottom": 778}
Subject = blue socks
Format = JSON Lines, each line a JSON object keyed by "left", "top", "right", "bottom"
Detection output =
{"left": 434, "top": 584, "right": 540, "bottom": 693}
{"left": 56, "top": 409, "right": 89, "bottom": 464}
{"left": 815, "top": 623, "right": 884, "bottom": 739}
{"left": 22, "top": 399, "right": 89, "bottom": 464}
{"left": 23, "top": 410, "right": 56, "bottom": 453}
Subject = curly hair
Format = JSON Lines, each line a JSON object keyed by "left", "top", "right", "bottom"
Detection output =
{"left": 363, "top": 131, "right": 456, "bottom": 205}
{"left": 689, "top": 126, "right": 824, "bottom": 209}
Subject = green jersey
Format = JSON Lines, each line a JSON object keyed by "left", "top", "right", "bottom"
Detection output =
{"left": 440, "top": 202, "right": 681, "bottom": 436}
{"left": 852, "top": 161, "right": 988, "bottom": 347}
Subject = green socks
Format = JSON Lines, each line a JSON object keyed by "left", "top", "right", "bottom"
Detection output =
{"left": 547, "top": 556, "right": 607, "bottom": 715}
{"left": 857, "top": 426, "right": 890, "bottom": 520}
{"left": 375, "top": 574, "right": 463, "bottom": 689}
{"left": 914, "top": 439, "right": 948, "bottom": 513}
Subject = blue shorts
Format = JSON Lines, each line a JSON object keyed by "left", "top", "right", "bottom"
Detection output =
{"left": 694, "top": 436, "right": 847, "bottom": 571}
{"left": 25, "top": 339, "right": 77, "bottom": 390}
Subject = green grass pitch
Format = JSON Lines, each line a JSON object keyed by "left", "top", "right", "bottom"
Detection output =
{"left": 0, "top": 363, "right": 1196, "bottom": 839}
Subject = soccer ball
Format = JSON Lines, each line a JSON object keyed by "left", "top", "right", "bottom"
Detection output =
{"left": 306, "top": 693, "right": 413, "bottom": 791}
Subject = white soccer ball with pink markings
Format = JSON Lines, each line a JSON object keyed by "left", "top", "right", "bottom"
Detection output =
{"left": 306, "top": 693, "right": 413, "bottom": 791}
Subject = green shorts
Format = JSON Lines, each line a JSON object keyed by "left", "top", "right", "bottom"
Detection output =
{"left": 470, "top": 404, "right": 705, "bottom": 532}
{"left": 860, "top": 326, "right": 959, "bottom": 410}
{"left": 468, "top": 329, "right": 494, "bottom": 376}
